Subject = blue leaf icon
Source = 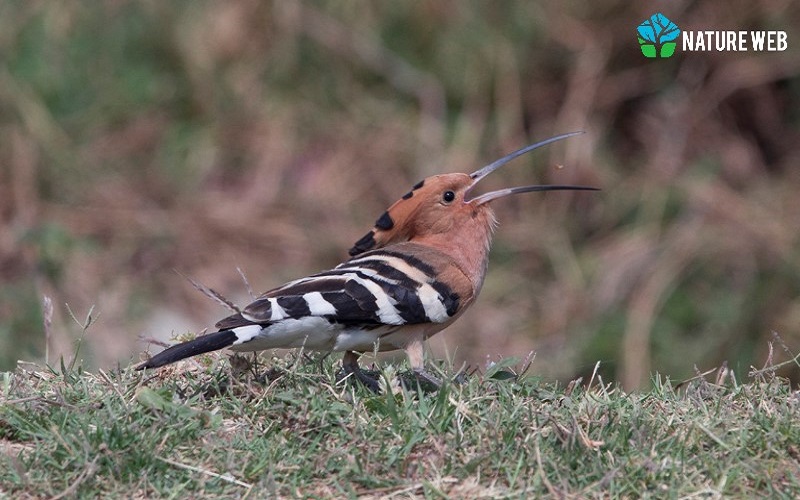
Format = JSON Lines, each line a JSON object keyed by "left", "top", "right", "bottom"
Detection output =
{"left": 637, "top": 13, "right": 680, "bottom": 45}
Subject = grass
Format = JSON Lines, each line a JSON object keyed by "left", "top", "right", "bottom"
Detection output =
{"left": 2, "top": 349, "right": 799, "bottom": 498}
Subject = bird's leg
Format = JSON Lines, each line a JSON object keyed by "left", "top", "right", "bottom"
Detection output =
{"left": 452, "top": 364, "right": 476, "bottom": 385}
{"left": 313, "top": 351, "right": 331, "bottom": 373}
{"left": 401, "top": 338, "right": 442, "bottom": 391}
{"left": 338, "top": 350, "right": 382, "bottom": 393}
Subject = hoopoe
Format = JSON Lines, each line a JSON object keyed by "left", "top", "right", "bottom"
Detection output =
{"left": 137, "top": 132, "right": 598, "bottom": 390}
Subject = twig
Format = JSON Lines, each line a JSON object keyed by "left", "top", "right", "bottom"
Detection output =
{"left": 237, "top": 266, "right": 255, "bottom": 300}
{"left": 518, "top": 350, "right": 537, "bottom": 379}
{"left": 65, "top": 303, "right": 97, "bottom": 330}
{"left": 587, "top": 360, "right": 601, "bottom": 392}
{"left": 749, "top": 351, "right": 800, "bottom": 378}
{"left": 748, "top": 331, "right": 800, "bottom": 378}
{"left": 760, "top": 341, "right": 775, "bottom": 372}
{"left": 64, "top": 303, "right": 97, "bottom": 372}
{"left": 156, "top": 456, "right": 252, "bottom": 488}
{"left": 674, "top": 366, "right": 717, "bottom": 390}
{"left": 42, "top": 295, "right": 53, "bottom": 366}
{"left": 175, "top": 270, "right": 240, "bottom": 313}
{"left": 564, "top": 377, "right": 582, "bottom": 397}
{"left": 137, "top": 335, "right": 172, "bottom": 349}
{"left": 714, "top": 361, "right": 730, "bottom": 386}
{"left": 771, "top": 331, "right": 800, "bottom": 368}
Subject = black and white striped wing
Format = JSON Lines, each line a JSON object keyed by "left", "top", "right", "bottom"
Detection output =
{"left": 138, "top": 246, "right": 466, "bottom": 369}
{"left": 220, "top": 249, "right": 462, "bottom": 331}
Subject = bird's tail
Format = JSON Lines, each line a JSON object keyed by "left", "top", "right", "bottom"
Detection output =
{"left": 136, "top": 330, "right": 238, "bottom": 370}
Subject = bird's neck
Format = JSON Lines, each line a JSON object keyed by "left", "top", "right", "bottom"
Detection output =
{"left": 414, "top": 208, "right": 497, "bottom": 291}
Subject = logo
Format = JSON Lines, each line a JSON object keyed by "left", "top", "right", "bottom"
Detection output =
{"left": 637, "top": 13, "right": 681, "bottom": 58}
{"left": 637, "top": 13, "right": 789, "bottom": 58}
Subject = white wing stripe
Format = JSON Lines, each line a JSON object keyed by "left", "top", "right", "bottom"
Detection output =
{"left": 269, "top": 297, "right": 288, "bottom": 321}
{"left": 348, "top": 274, "right": 404, "bottom": 325}
{"left": 231, "top": 324, "right": 263, "bottom": 345}
{"left": 303, "top": 291, "right": 337, "bottom": 316}
{"left": 418, "top": 283, "right": 449, "bottom": 322}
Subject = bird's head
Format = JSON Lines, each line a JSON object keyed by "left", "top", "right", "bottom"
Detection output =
{"left": 349, "top": 132, "right": 598, "bottom": 256}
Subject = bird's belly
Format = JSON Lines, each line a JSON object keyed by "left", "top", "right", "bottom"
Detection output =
{"left": 229, "top": 317, "right": 340, "bottom": 352}
{"left": 334, "top": 323, "right": 446, "bottom": 353}
{"left": 332, "top": 326, "right": 401, "bottom": 352}
{"left": 227, "top": 319, "right": 406, "bottom": 353}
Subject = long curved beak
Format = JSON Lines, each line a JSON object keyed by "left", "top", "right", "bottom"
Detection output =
{"left": 465, "top": 131, "right": 599, "bottom": 205}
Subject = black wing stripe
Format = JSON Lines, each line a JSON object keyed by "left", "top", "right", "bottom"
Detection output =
{"left": 241, "top": 297, "right": 273, "bottom": 322}
{"left": 337, "top": 259, "right": 421, "bottom": 289}
{"left": 388, "top": 285, "right": 429, "bottom": 323}
{"left": 276, "top": 296, "right": 311, "bottom": 318}
{"left": 343, "top": 279, "right": 380, "bottom": 314}
{"left": 322, "top": 290, "right": 381, "bottom": 325}
{"left": 216, "top": 312, "right": 252, "bottom": 330}
{"left": 431, "top": 280, "right": 460, "bottom": 317}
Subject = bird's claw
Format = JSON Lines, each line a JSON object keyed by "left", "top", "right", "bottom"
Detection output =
{"left": 337, "top": 365, "right": 382, "bottom": 393}
{"left": 452, "top": 369, "right": 469, "bottom": 385}
{"left": 398, "top": 368, "right": 442, "bottom": 392}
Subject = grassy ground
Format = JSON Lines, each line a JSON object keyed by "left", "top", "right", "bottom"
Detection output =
{"left": 2, "top": 349, "right": 799, "bottom": 498}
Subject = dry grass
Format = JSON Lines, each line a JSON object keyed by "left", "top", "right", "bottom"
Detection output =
{"left": 2, "top": 347, "right": 800, "bottom": 497}
{"left": 0, "top": 1, "right": 798, "bottom": 389}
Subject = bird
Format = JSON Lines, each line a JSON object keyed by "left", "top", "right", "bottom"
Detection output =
{"left": 136, "top": 131, "right": 598, "bottom": 391}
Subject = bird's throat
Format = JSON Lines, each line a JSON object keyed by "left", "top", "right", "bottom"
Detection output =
{"left": 414, "top": 207, "right": 496, "bottom": 292}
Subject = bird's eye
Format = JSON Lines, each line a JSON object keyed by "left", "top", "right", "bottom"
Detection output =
{"left": 442, "top": 190, "right": 456, "bottom": 203}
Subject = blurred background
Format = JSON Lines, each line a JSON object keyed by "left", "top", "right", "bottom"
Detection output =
{"left": 1, "top": 1, "right": 798, "bottom": 390}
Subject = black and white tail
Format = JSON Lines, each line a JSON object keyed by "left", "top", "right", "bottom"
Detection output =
{"left": 136, "top": 329, "right": 239, "bottom": 370}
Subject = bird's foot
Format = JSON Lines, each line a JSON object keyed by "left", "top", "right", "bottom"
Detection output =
{"left": 337, "top": 364, "right": 382, "bottom": 393}
{"left": 452, "top": 369, "right": 470, "bottom": 385}
{"left": 398, "top": 368, "right": 442, "bottom": 392}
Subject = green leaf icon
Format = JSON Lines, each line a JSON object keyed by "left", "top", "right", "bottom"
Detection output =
{"left": 637, "top": 13, "right": 681, "bottom": 58}
{"left": 638, "top": 38, "right": 657, "bottom": 58}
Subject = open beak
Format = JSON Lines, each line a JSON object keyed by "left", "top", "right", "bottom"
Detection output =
{"left": 465, "top": 131, "right": 599, "bottom": 205}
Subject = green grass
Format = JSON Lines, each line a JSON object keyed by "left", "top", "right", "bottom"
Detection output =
{"left": 2, "top": 352, "right": 799, "bottom": 498}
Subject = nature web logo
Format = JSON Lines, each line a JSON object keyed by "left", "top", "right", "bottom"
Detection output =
{"left": 637, "top": 13, "right": 681, "bottom": 58}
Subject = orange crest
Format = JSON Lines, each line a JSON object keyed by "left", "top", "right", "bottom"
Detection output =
{"left": 349, "top": 174, "right": 474, "bottom": 256}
